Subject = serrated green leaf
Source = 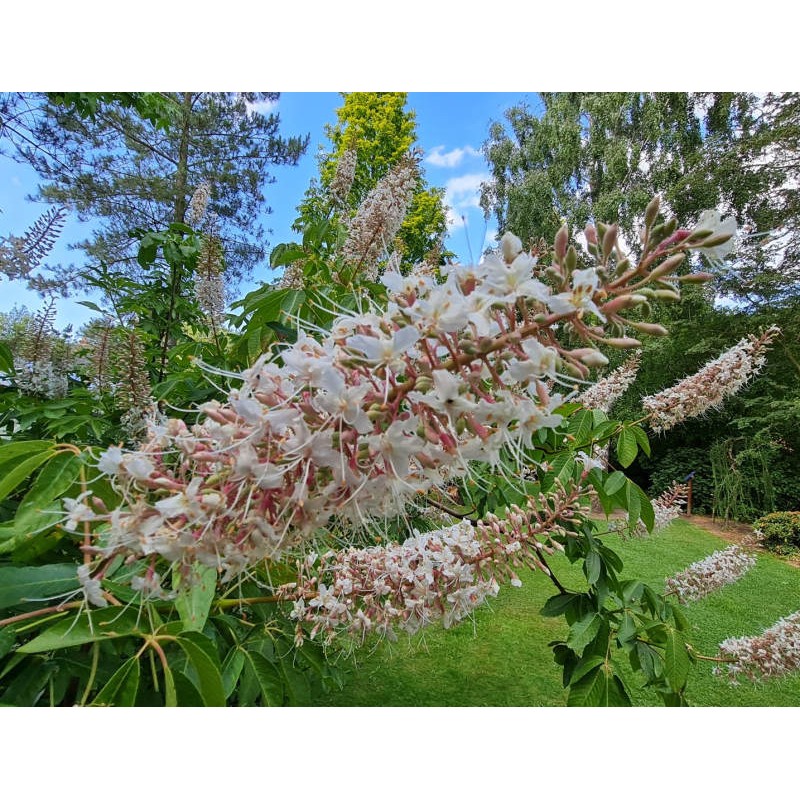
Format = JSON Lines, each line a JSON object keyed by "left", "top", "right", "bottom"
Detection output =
{"left": 625, "top": 480, "right": 641, "bottom": 525}
{"left": 0, "top": 342, "right": 14, "bottom": 374}
{"left": 174, "top": 564, "right": 216, "bottom": 632}
{"left": 567, "top": 612, "right": 602, "bottom": 652}
{"left": 174, "top": 632, "right": 225, "bottom": 707}
{"left": 631, "top": 425, "right": 651, "bottom": 456}
{"left": 280, "top": 662, "right": 311, "bottom": 706}
{"left": 664, "top": 628, "right": 690, "bottom": 692}
{"left": 0, "top": 440, "right": 52, "bottom": 465}
{"left": 17, "top": 607, "right": 141, "bottom": 653}
{"left": 540, "top": 592, "right": 580, "bottom": 618}
{"left": 0, "top": 629, "right": 14, "bottom": 659}
{"left": 616, "top": 428, "right": 638, "bottom": 468}
{"left": 567, "top": 665, "right": 607, "bottom": 706}
{"left": 13, "top": 452, "right": 82, "bottom": 535}
{"left": 162, "top": 659, "right": 177, "bottom": 707}
{"left": 584, "top": 551, "right": 602, "bottom": 584}
{"left": 617, "top": 612, "right": 638, "bottom": 644}
{"left": 242, "top": 649, "right": 284, "bottom": 706}
{"left": 567, "top": 409, "right": 593, "bottom": 443}
{"left": 0, "top": 450, "right": 56, "bottom": 504}
{"left": 92, "top": 656, "right": 140, "bottom": 706}
{"left": 604, "top": 471, "right": 627, "bottom": 496}
{"left": 0, "top": 563, "right": 80, "bottom": 610}
{"left": 221, "top": 648, "right": 245, "bottom": 700}
{"left": 570, "top": 654, "right": 606, "bottom": 685}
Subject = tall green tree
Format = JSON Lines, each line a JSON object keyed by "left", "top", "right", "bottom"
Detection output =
{"left": 301, "top": 92, "right": 448, "bottom": 265}
{"left": 480, "top": 92, "right": 796, "bottom": 305}
{"left": 2, "top": 92, "right": 309, "bottom": 281}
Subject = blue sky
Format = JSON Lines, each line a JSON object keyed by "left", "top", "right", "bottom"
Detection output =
{"left": 0, "top": 92, "right": 542, "bottom": 329}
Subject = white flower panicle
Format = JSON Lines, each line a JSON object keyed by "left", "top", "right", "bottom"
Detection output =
{"left": 186, "top": 182, "right": 211, "bottom": 227}
{"left": 665, "top": 545, "right": 756, "bottom": 603}
{"left": 285, "top": 485, "right": 585, "bottom": 645}
{"left": 642, "top": 327, "right": 780, "bottom": 433}
{"left": 329, "top": 148, "right": 357, "bottom": 206}
{"left": 577, "top": 354, "right": 641, "bottom": 414}
{"left": 341, "top": 152, "right": 419, "bottom": 273}
{"left": 69, "top": 209, "right": 728, "bottom": 606}
{"left": 716, "top": 611, "right": 800, "bottom": 683}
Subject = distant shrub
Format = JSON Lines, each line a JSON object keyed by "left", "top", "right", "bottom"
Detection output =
{"left": 754, "top": 511, "right": 800, "bottom": 554}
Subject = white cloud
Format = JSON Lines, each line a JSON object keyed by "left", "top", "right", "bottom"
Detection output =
{"left": 444, "top": 172, "right": 490, "bottom": 230}
{"left": 245, "top": 97, "right": 279, "bottom": 116}
{"left": 426, "top": 145, "right": 481, "bottom": 169}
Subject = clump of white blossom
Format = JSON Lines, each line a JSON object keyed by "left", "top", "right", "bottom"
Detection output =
{"left": 59, "top": 199, "right": 769, "bottom": 644}
{"left": 185, "top": 182, "right": 211, "bottom": 227}
{"left": 715, "top": 611, "right": 800, "bottom": 683}
{"left": 642, "top": 327, "right": 780, "bottom": 433}
{"left": 341, "top": 151, "right": 419, "bottom": 275}
{"left": 665, "top": 545, "right": 756, "bottom": 603}
{"left": 329, "top": 148, "right": 357, "bottom": 207}
{"left": 577, "top": 354, "right": 640, "bottom": 414}
{"left": 285, "top": 487, "right": 582, "bottom": 645}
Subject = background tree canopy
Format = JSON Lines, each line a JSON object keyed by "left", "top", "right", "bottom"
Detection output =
{"left": 1, "top": 91, "right": 309, "bottom": 283}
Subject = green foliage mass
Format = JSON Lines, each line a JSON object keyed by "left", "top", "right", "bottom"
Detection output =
{"left": 481, "top": 92, "right": 799, "bottom": 307}
{"left": 2, "top": 91, "right": 309, "bottom": 282}
{"left": 753, "top": 512, "right": 800, "bottom": 554}
{"left": 300, "top": 92, "right": 449, "bottom": 266}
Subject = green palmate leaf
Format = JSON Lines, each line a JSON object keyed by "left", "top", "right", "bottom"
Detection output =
{"left": 162, "top": 658, "right": 178, "bottom": 707}
{"left": 280, "top": 662, "right": 311, "bottom": 706}
{"left": 92, "top": 656, "right": 140, "bottom": 707}
{"left": 0, "top": 440, "right": 52, "bottom": 466}
{"left": 604, "top": 470, "right": 627, "bottom": 496}
{"left": 0, "top": 450, "right": 57, "bottom": 504}
{"left": 567, "top": 612, "right": 603, "bottom": 652}
{"left": 616, "top": 428, "right": 638, "bottom": 468}
{"left": 636, "top": 484, "right": 655, "bottom": 532}
{"left": 242, "top": 649, "right": 284, "bottom": 707}
{"left": 0, "top": 629, "right": 14, "bottom": 659}
{"left": 567, "top": 409, "right": 593, "bottom": 443}
{"left": 540, "top": 592, "right": 581, "bottom": 618}
{"left": 13, "top": 452, "right": 82, "bottom": 535}
{"left": 570, "top": 654, "right": 606, "bottom": 685}
{"left": 0, "top": 659, "right": 58, "bottom": 706}
{"left": 663, "top": 628, "right": 691, "bottom": 693}
{"left": 174, "top": 632, "right": 225, "bottom": 707}
{"left": 584, "top": 551, "right": 602, "bottom": 584}
{"left": 0, "top": 563, "right": 80, "bottom": 610}
{"left": 567, "top": 665, "right": 607, "bottom": 706}
{"left": 221, "top": 648, "right": 245, "bottom": 700}
{"left": 174, "top": 564, "right": 216, "bottom": 632}
{"left": 631, "top": 425, "right": 651, "bottom": 456}
{"left": 0, "top": 342, "right": 13, "bottom": 374}
{"left": 625, "top": 480, "right": 641, "bottom": 526}
{"left": 17, "top": 607, "right": 142, "bottom": 653}
{"left": 567, "top": 664, "right": 631, "bottom": 707}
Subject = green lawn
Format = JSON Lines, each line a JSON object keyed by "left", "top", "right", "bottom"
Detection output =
{"left": 313, "top": 520, "right": 800, "bottom": 706}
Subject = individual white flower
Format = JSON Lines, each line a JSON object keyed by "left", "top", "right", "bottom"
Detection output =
{"left": 547, "top": 267, "right": 605, "bottom": 321}
{"left": 63, "top": 491, "right": 94, "bottom": 531}
{"left": 77, "top": 564, "right": 108, "bottom": 608}
{"left": 121, "top": 454, "right": 155, "bottom": 482}
{"left": 97, "top": 445, "right": 124, "bottom": 476}
{"left": 346, "top": 326, "right": 421, "bottom": 372}
{"left": 409, "top": 370, "right": 477, "bottom": 422}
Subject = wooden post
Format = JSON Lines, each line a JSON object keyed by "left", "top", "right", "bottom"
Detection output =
{"left": 686, "top": 477, "right": 693, "bottom": 517}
